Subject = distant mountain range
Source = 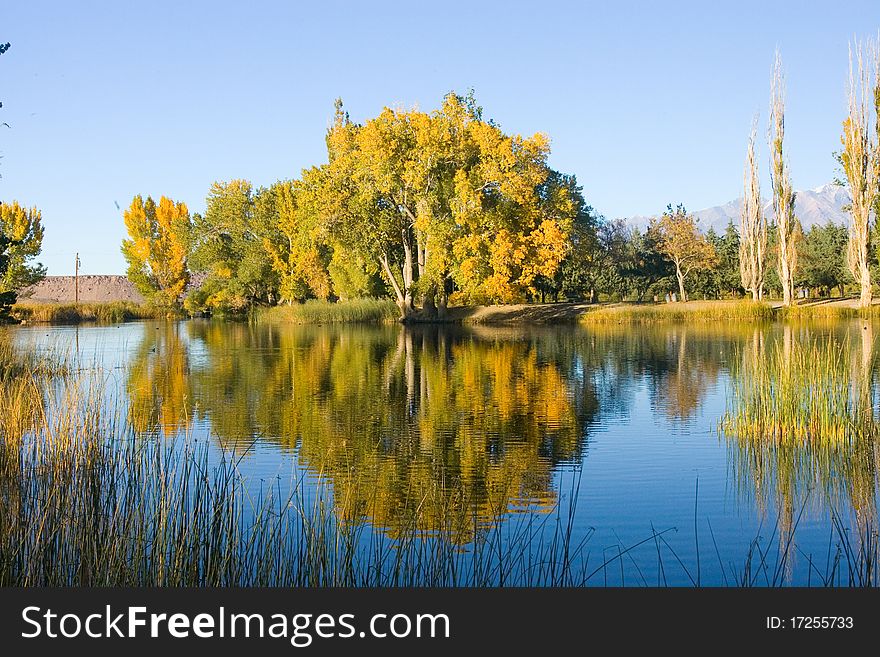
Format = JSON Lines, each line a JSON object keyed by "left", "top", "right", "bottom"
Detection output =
{"left": 623, "top": 183, "right": 852, "bottom": 233}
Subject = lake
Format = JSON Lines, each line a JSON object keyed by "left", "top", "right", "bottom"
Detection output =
{"left": 8, "top": 318, "right": 879, "bottom": 586}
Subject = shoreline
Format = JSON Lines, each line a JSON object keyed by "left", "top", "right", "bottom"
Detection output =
{"left": 8, "top": 297, "right": 880, "bottom": 326}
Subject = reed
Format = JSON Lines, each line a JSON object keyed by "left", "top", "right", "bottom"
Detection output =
{"left": 3, "top": 336, "right": 879, "bottom": 587}
{"left": 777, "top": 303, "right": 880, "bottom": 320}
{"left": 581, "top": 300, "right": 774, "bottom": 324}
{"left": 258, "top": 298, "right": 399, "bottom": 324}
{"left": 720, "top": 337, "right": 876, "bottom": 445}
{"left": 12, "top": 301, "right": 173, "bottom": 324}
{"left": 0, "top": 341, "right": 596, "bottom": 586}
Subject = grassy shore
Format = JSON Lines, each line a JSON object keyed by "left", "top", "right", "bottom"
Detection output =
{"left": 259, "top": 298, "right": 880, "bottom": 327}
{"left": 777, "top": 302, "right": 880, "bottom": 320}
{"left": 580, "top": 300, "right": 775, "bottom": 323}
{"left": 12, "top": 301, "right": 174, "bottom": 324}
{"left": 13, "top": 296, "right": 880, "bottom": 327}
{"left": 258, "top": 298, "right": 400, "bottom": 324}
{"left": 581, "top": 299, "right": 880, "bottom": 324}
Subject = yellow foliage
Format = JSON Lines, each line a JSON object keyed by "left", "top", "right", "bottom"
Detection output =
{"left": 121, "top": 195, "right": 190, "bottom": 307}
{"left": 0, "top": 201, "right": 42, "bottom": 242}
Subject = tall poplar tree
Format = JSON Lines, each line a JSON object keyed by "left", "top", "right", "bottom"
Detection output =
{"left": 739, "top": 121, "right": 767, "bottom": 300}
{"left": 769, "top": 51, "right": 800, "bottom": 306}
{"left": 841, "top": 39, "right": 880, "bottom": 308}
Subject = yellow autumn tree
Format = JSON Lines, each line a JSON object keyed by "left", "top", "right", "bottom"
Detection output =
{"left": 320, "top": 92, "right": 576, "bottom": 315}
{"left": 841, "top": 39, "right": 880, "bottom": 308}
{"left": 0, "top": 200, "right": 46, "bottom": 291}
{"left": 264, "top": 178, "right": 332, "bottom": 303}
{"left": 121, "top": 195, "right": 190, "bottom": 307}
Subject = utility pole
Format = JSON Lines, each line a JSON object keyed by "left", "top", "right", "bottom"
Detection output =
{"left": 75, "top": 253, "right": 80, "bottom": 304}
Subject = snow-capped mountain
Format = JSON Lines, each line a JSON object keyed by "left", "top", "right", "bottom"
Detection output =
{"left": 623, "top": 183, "right": 852, "bottom": 233}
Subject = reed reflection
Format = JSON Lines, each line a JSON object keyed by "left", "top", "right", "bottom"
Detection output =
{"left": 721, "top": 323, "right": 880, "bottom": 541}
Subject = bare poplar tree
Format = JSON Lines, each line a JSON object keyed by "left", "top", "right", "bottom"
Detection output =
{"left": 841, "top": 38, "right": 880, "bottom": 309}
{"left": 769, "top": 51, "right": 799, "bottom": 306}
{"left": 739, "top": 119, "right": 767, "bottom": 300}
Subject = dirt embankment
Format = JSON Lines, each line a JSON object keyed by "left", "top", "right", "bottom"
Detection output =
{"left": 19, "top": 276, "right": 145, "bottom": 304}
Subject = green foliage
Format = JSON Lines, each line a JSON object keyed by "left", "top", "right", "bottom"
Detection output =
{"left": 716, "top": 222, "right": 743, "bottom": 296}
{"left": 186, "top": 181, "right": 279, "bottom": 313}
{"left": 593, "top": 219, "right": 630, "bottom": 300}
{"left": 541, "top": 172, "right": 599, "bottom": 301}
{"left": 692, "top": 223, "right": 741, "bottom": 299}
{"left": 620, "top": 221, "right": 674, "bottom": 301}
{"left": 798, "top": 221, "right": 850, "bottom": 296}
{"left": 0, "top": 232, "right": 16, "bottom": 322}
{"left": 327, "top": 249, "right": 386, "bottom": 300}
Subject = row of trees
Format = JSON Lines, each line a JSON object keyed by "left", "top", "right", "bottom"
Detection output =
{"left": 738, "top": 44, "right": 880, "bottom": 308}
{"left": 115, "top": 93, "right": 732, "bottom": 314}
{"left": 122, "top": 43, "right": 880, "bottom": 316}
{"left": 559, "top": 210, "right": 855, "bottom": 303}
{"left": 123, "top": 93, "right": 587, "bottom": 319}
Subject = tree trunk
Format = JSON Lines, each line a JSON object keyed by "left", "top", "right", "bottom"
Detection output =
{"left": 423, "top": 286, "right": 437, "bottom": 317}
{"left": 379, "top": 253, "right": 411, "bottom": 320}
{"left": 437, "top": 292, "right": 447, "bottom": 319}
{"left": 401, "top": 235, "right": 415, "bottom": 318}
{"left": 779, "top": 244, "right": 793, "bottom": 307}
{"left": 859, "top": 260, "right": 872, "bottom": 308}
{"left": 675, "top": 262, "right": 686, "bottom": 302}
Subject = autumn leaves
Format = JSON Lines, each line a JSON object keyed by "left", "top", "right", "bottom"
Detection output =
{"left": 120, "top": 93, "right": 582, "bottom": 317}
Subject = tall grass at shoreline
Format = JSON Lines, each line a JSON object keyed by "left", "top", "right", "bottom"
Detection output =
{"left": 12, "top": 301, "right": 172, "bottom": 325}
{"left": 778, "top": 303, "right": 880, "bottom": 320}
{"left": 258, "top": 298, "right": 399, "bottom": 324}
{"left": 581, "top": 300, "right": 774, "bottom": 324}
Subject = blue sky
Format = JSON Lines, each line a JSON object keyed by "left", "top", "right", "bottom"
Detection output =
{"left": 1, "top": 0, "right": 879, "bottom": 275}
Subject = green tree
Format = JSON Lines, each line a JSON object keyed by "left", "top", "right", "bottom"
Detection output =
{"left": 594, "top": 218, "right": 631, "bottom": 300}
{"left": 799, "top": 221, "right": 849, "bottom": 297}
{"left": 537, "top": 171, "right": 602, "bottom": 302}
{"left": 186, "top": 180, "right": 280, "bottom": 313}
{"left": 620, "top": 221, "right": 672, "bottom": 301}
{"left": 715, "top": 222, "right": 742, "bottom": 297}
{"left": 0, "top": 232, "right": 16, "bottom": 321}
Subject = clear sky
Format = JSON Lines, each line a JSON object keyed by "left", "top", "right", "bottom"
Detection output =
{"left": 1, "top": 0, "right": 879, "bottom": 275}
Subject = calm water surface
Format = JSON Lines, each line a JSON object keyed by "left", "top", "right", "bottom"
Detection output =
{"left": 11, "top": 319, "right": 880, "bottom": 585}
